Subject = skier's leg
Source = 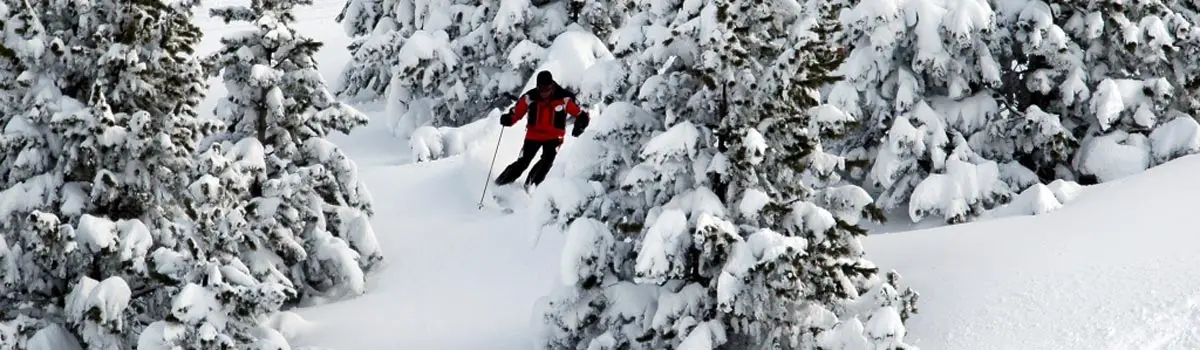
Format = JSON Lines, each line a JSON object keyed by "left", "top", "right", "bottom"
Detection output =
{"left": 525, "top": 139, "right": 562, "bottom": 186}
{"left": 495, "top": 139, "right": 540, "bottom": 185}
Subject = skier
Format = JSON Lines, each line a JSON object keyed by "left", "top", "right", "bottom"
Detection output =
{"left": 494, "top": 71, "right": 590, "bottom": 189}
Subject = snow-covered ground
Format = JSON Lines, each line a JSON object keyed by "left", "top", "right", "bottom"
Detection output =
{"left": 289, "top": 111, "right": 567, "bottom": 349}
{"left": 194, "top": 1, "right": 1200, "bottom": 349}
{"left": 867, "top": 155, "right": 1200, "bottom": 349}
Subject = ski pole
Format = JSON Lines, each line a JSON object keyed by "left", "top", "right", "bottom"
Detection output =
{"left": 478, "top": 126, "right": 506, "bottom": 209}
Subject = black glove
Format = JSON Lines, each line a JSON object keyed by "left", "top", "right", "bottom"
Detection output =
{"left": 500, "top": 113, "right": 514, "bottom": 126}
{"left": 571, "top": 112, "right": 589, "bottom": 137}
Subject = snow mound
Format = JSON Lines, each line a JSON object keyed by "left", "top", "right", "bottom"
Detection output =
{"left": 1149, "top": 116, "right": 1200, "bottom": 164}
{"left": 409, "top": 116, "right": 498, "bottom": 163}
{"left": 26, "top": 324, "right": 83, "bottom": 350}
{"left": 865, "top": 154, "right": 1200, "bottom": 349}
{"left": 521, "top": 28, "right": 615, "bottom": 95}
{"left": 1078, "top": 130, "right": 1151, "bottom": 182}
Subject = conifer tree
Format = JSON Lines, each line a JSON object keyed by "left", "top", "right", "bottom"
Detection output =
{"left": 0, "top": 0, "right": 61, "bottom": 194}
{"left": 334, "top": 0, "right": 480, "bottom": 108}
{"left": 0, "top": 0, "right": 277, "bottom": 347}
{"left": 533, "top": 0, "right": 917, "bottom": 348}
{"left": 1, "top": 5, "right": 82, "bottom": 345}
{"left": 335, "top": 0, "right": 604, "bottom": 137}
{"left": 135, "top": 141, "right": 298, "bottom": 349}
{"left": 830, "top": 0, "right": 1029, "bottom": 223}
{"left": 1169, "top": 2, "right": 1200, "bottom": 115}
{"left": 207, "top": 0, "right": 381, "bottom": 309}
{"left": 996, "top": 0, "right": 1200, "bottom": 184}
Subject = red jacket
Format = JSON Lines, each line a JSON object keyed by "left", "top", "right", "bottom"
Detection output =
{"left": 508, "top": 87, "right": 588, "bottom": 141}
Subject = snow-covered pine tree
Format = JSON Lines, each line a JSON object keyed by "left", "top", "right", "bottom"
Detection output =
{"left": 0, "top": 4, "right": 79, "bottom": 345}
{"left": 530, "top": 0, "right": 720, "bottom": 346}
{"left": 995, "top": 0, "right": 1200, "bottom": 184}
{"left": 0, "top": 0, "right": 61, "bottom": 194}
{"left": 0, "top": 0, "right": 211, "bottom": 248}
{"left": 533, "top": 0, "right": 917, "bottom": 348}
{"left": 136, "top": 142, "right": 297, "bottom": 349}
{"left": 335, "top": 0, "right": 605, "bottom": 137}
{"left": 473, "top": 0, "right": 616, "bottom": 115}
{"left": 375, "top": 0, "right": 491, "bottom": 131}
{"left": 334, "top": 0, "right": 479, "bottom": 113}
{"left": 830, "top": 0, "right": 1027, "bottom": 224}
{"left": 0, "top": 4, "right": 20, "bottom": 142}
{"left": 59, "top": 0, "right": 216, "bottom": 234}
{"left": 207, "top": 0, "right": 381, "bottom": 308}
{"left": 0, "top": 0, "right": 246, "bottom": 347}
{"left": 1168, "top": 2, "right": 1200, "bottom": 116}
{"left": 567, "top": 0, "right": 624, "bottom": 42}
{"left": 333, "top": 0, "right": 406, "bottom": 101}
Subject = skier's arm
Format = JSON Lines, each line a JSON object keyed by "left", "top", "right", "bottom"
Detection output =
{"left": 501, "top": 95, "right": 530, "bottom": 126}
{"left": 512, "top": 96, "right": 530, "bottom": 121}
{"left": 566, "top": 98, "right": 589, "bottom": 136}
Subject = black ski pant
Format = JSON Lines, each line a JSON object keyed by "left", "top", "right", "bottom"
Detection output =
{"left": 495, "top": 138, "right": 562, "bottom": 187}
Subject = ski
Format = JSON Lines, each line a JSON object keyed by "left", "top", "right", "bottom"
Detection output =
{"left": 483, "top": 182, "right": 534, "bottom": 215}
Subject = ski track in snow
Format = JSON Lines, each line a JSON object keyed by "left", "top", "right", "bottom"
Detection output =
{"left": 289, "top": 108, "right": 566, "bottom": 349}
{"left": 194, "top": 0, "right": 1200, "bottom": 349}
{"left": 290, "top": 103, "right": 569, "bottom": 349}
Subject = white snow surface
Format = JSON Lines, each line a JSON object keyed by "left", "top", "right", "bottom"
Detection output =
{"left": 193, "top": 1, "right": 1200, "bottom": 349}
{"left": 26, "top": 324, "right": 83, "bottom": 350}
{"left": 866, "top": 155, "right": 1200, "bottom": 349}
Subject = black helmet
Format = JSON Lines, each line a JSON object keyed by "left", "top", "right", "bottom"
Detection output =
{"left": 536, "top": 71, "right": 555, "bottom": 88}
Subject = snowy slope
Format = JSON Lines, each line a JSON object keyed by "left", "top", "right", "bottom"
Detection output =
{"left": 866, "top": 155, "right": 1200, "bottom": 350}
{"left": 195, "top": 1, "right": 565, "bottom": 348}
{"left": 276, "top": 28, "right": 616, "bottom": 346}
{"left": 288, "top": 105, "right": 573, "bottom": 349}
{"left": 196, "top": 2, "right": 608, "bottom": 348}
{"left": 194, "top": 1, "right": 1200, "bottom": 349}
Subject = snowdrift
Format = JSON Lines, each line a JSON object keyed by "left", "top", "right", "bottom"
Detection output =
{"left": 409, "top": 112, "right": 506, "bottom": 163}
{"left": 865, "top": 154, "right": 1200, "bottom": 349}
